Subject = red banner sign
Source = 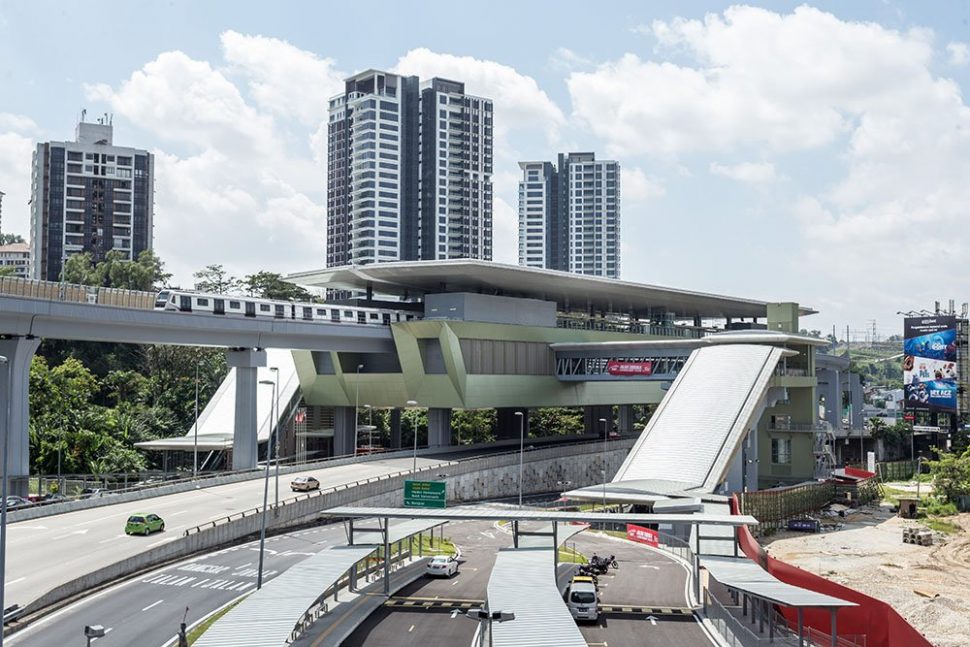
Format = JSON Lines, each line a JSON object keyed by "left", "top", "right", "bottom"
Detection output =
{"left": 626, "top": 523, "right": 659, "bottom": 547}
{"left": 607, "top": 360, "right": 653, "bottom": 376}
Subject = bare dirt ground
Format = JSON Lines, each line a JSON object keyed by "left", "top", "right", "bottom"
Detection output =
{"left": 764, "top": 506, "right": 970, "bottom": 647}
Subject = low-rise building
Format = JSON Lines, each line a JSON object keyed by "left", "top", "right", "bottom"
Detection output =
{"left": 0, "top": 242, "right": 30, "bottom": 278}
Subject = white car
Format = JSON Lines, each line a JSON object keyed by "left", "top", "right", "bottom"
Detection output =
{"left": 425, "top": 555, "right": 459, "bottom": 578}
{"left": 290, "top": 476, "right": 320, "bottom": 492}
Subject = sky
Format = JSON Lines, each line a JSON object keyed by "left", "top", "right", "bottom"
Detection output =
{"left": 2, "top": 1, "right": 970, "bottom": 339}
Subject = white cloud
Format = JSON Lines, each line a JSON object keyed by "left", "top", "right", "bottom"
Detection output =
{"left": 709, "top": 161, "right": 777, "bottom": 184}
{"left": 220, "top": 30, "right": 345, "bottom": 127}
{"left": 569, "top": 5, "right": 970, "bottom": 326}
{"left": 946, "top": 42, "right": 970, "bottom": 66}
{"left": 623, "top": 167, "right": 666, "bottom": 200}
{"left": 395, "top": 48, "right": 566, "bottom": 143}
{"left": 550, "top": 47, "right": 593, "bottom": 71}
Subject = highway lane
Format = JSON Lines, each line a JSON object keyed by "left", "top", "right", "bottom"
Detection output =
{"left": 342, "top": 519, "right": 510, "bottom": 647}
{"left": 569, "top": 532, "right": 717, "bottom": 646}
{"left": 4, "top": 455, "right": 449, "bottom": 612}
{"left": 8, "top": 522, "right": 353, "bottom": 647}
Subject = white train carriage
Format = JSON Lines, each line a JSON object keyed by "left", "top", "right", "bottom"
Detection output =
{"left": 153, "top": 290, "right": 416, "bottom": 326}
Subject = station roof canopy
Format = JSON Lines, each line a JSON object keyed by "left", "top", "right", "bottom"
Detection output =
{"left": 287, "top": 260, "right": 816, "bottom": 320}
{"left": 321, "top": 505, "right": 759, "bottom": 527}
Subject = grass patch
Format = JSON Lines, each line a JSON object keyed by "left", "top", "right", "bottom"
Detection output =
{"left": 924, "top": 518, "right": 961, "bottom": 535}
{"left": 408, "top": 533, "right": 456, "bottom": 557}
{"left": 558, "top": 546, "right": 587, "bottom": 564}
{"left": 188, "top": 597, "right": 246, "bottom": 644}
{"left": 881, "top": 486, "right": 932, "bottom": 506}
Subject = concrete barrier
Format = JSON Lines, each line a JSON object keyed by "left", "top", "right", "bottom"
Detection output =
{"left": 19, "top": 439, "right": 635, "bottom": 617}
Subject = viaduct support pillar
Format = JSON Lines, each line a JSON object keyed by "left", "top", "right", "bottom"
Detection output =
{"left": 584, "top": 405, "right": 613, "bottom": 436}
{"left": 0, "top": 337, "right": 41, "bottom": 497}
{"left": 427, "top": 408, "right": 452, "bottom": 448}
{"left": 228, "top": 348, "right": 266, "bottom": 470}
{"left": 389, "top": 408, "right": 402, "bottom": 449}
{"left": 496, "top": 408, "right": 529, "bottom": 441}
{"left": 618, "top": 405, "right": 634, "bottom": 435}
{"left": 333, "top": 406, "right": 357, "bottom": 457}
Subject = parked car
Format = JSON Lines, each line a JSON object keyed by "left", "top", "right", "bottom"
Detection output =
{"left": 4, "top": 496, "right": 31, "bottom": 510}
{"left": 79, "top": 487, "right": 107, "bottom": 499}
{"left": 125, "top": 513, "right": 165, "bottom": 536}
{"left": 425, "top": 555, "right": 459, "bottom": 578}
{"left": 290, "top": 476, "right": 320, "bottom": 492}
{"left": 566, "top": 575, "right": 599, "bottom": 622}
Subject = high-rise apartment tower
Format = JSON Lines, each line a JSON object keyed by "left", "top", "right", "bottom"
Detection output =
{"left": 29, "top": 118, "right": 154, "bottom": 281}
{"left": 518, "top": 153, "right": 619, "bottom": 278}
{"left": 326, "top": 70, "right": 493, "bottom": 268}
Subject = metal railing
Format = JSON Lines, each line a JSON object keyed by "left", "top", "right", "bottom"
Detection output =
{"left": 704, "top": 588, "right": 771, "bottom": 647}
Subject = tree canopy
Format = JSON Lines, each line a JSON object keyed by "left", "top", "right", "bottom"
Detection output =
{"left": 63, "top": 249, "right": 171, "bottom": 291}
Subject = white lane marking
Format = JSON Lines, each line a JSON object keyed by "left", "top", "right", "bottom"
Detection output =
{"left": 169, "top": 510, "right": 189, "bottom": 517}
{"left": 6, "top": 577, "right": 26, "bottom": 585}
{"left": 141, "top": 599, "right": 164, "bottom": 612}
{"left": 8, "top": 525, "right": 47, "bottom": 530}
{"left": 646, "top": 615, "right": 658, "bottom": 626}
{"left": 99, "top": 534, "right": 126, "bottom": 544}
{"left": 54, "top": 528, "right": 89, "bottom": 539}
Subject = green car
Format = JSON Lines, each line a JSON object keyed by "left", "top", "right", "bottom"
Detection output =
{"left": 125, "top": 513, "right": 165, "bottom": 536}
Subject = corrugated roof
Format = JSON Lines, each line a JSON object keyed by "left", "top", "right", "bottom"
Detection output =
{"left": 701, "top": 557, "right": 856, "bottom": 608}
{"left": 321, "top": 506, "right": 758, "bottom": 527}
{"left": 612, "top": 344, "right": 786, "bottom": 492}
{"left": 196, "top": 519, "right": 446, "bottom": 647}
{"left": 516, "top": 522, "right": 587, "bottom": 549}
{"left": 487, "top": 548, "right": 587, "bottom": 647}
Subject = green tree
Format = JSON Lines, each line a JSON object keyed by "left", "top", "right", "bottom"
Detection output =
{"left": 0, "top": 233, "right": 25, "bottom": 245}
{"left": 243, "top": 271, "right": 315, "bottom": 301}
{"left": 927, "top": 450, "right": 970, "bottom": 503}
{"left": 62, "top": 249, "right": 170, "bottom": 290}
{"left": 0, "top": 265, "right": 16, "bottom": 277}
{"left": 193, "top": 264, "right": 241, "bottom": 294}
{"left": 451, "top": 409, "right": 496, "bottom": 445}
{"left": 530, "top": 407, "right": 584, "bottom": 437}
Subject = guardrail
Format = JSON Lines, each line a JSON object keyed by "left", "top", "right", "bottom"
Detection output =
{"left": 0, "top": 275, "right": 156, "bottom": 308}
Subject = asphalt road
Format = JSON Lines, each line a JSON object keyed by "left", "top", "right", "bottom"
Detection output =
{"left": 7, "top": 521, "right": 353, "bottom": 647}
{"left": 4, "top": 455, "right": 448, "bottom": 613}
{"left": 342, "top": 519, "right": 511, "bottom": 647}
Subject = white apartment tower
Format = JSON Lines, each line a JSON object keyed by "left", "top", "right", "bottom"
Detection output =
{"left": 518, "top": 153, "right": 620, "bottom": 278}
{"left": 326, "top": 70, "right": 492, "bottom": 268}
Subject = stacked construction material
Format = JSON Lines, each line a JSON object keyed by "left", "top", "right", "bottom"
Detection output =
{"left": 902, "top": 526, "right": 933, "bottom": 546}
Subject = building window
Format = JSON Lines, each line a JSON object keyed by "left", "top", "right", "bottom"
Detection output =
{"left": 771, "top": 438, "right": 792, "bottom": 464}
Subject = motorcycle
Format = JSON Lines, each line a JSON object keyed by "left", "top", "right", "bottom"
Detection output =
{"left": 588, "top": 554, "right": 619, "bottom": 575}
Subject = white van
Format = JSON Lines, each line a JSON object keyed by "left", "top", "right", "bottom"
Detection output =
{"left": 566, "top": 576, "right": 599, "bottom": 622}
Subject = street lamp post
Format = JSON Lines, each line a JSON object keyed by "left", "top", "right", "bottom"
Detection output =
{"left": 406, "top": 400, "right": 418, "bottom": 472}
{"left": 354, "top": 364, "right": 363, "bottom": 458}
{"left": 515, "top": 411, "right": 525, "bottom": 508}
{"left": 0, "top": 354, "right": 8, "bottom": 647}
{"left": 257, "top": 379, "right": 275, "bottom": 589}
{"left": 193, "top": 355, "right": 200, "bottom": 477}
{"left": 364, "top": 404, "right": 372, "bottom": 450}
{"left": 269, "top": 367, "right": 280, "bottom": 508}
{"left": 600, "top": 417, "right": 608, "bottom": 510}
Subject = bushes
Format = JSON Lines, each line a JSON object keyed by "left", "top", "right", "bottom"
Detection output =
{"left": 926, "top": 450, "right": 970, "bottom": 504}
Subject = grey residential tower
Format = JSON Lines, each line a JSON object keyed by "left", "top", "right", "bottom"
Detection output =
{"left": 518, "top": 153, "right": 620, "bottom": 278}
{"left": 29, "top": 118, "right": 154, "bottom": 281}
{"left": 326, "top": 70, "right": 493, "bottom": 268}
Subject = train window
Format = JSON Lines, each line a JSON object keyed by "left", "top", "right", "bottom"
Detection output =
{"left": 229, "top": 301, "right": 241, "bottom": 309}
{"left": 245, "top": 301, "right": 256, "bottom": 317}
{"left": 316, "top": 308, "right": 327, "bottom": 316}
{"left": 260, "top": 304, "right": 270, "bottom": 312}
{"left": 197, "top": 298, "right": 209, "bottom": 307}
{"left": 344, "top": 310, "right": 353, "bottom": 318}
{"left": 369, "top": 312, "right": 379, "bottom": 320}
{"left": 302, "top": 307, "right": 313, "bottom": 320}
{"left": 274, "top": 304, "right": 285, "bottom": 318}
{"left": 331, "top": 309, "right": 340, "bottom": 317}
{"left": 179, "top": 295, "right": 192, "bottom": 312}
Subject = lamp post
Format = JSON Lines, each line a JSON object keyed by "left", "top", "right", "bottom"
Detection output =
{"left": 406, "top": 400, "right": 418, "bottom": 472}
{"left": 257, "top": 379, "right": 275, "bottom": 589}
{"left": 269, "top": 367, "right": 280, "bottom": 508}
{"left": 354, "top": 364, "right": 363, "bottom": 458}
{"left": 0, "top": 354, "right": 8, "bottom": 647}
{"left": 515, "top": 411, "right": 525, "bottom": 508}
{"left": 600, "top": 417, "right": 608, "bottom": 510}
{"left": 363, "top": 404, "right": 372, "bottom": 450}
{"left": 193, "top": 354, "right": 200, "bottom": 477}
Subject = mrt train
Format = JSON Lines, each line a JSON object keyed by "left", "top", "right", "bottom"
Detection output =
{"left": 153, "top": 290, "right": 417, "bottom": 326}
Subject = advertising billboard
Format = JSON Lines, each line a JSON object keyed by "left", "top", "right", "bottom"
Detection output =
{"left": 903, "top": 316, "right": 959, "bottom": 417}
{"left": 606, "top": 360, "right": 653, "bottom": 376}
{"left": 626, "top": 524, "right": 659, "bottom": 547}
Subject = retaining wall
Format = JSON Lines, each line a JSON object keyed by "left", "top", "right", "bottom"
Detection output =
{"left": 21, "top": 439, "right": 634, "bottom": 617}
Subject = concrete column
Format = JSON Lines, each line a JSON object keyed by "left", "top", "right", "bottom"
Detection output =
{"left": 584, "top": 405, "right": 613, "bottom": 436}
{"left": 227, "top": 348, "right": 266, "bottom": 470}
{"left": 0, "top": 337, "right": 41, "bottom": 497}
{"left": 333, "top": 406, "right": 357, "bottom": 457}
{"left": 427, "top": 408, "right": 452, "bottom": 448}
{"left": 618, "top": 405, "right": 634, "bottom": 435}
{"left": 390, "top": 408, "right": 402, "bottom": 449}
{"left": 496, "top": 408, "right": 529, "bottom": 440}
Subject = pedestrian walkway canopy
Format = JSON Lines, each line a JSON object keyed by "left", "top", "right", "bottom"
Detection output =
{"left": 701, "top": 557, "right": 855, "bottom": 609}
{"left": 196, "top": 519, "right": 445, "bottom": 647}
{"left": 487, "top": 548, "right": 586, "bottom": 647}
